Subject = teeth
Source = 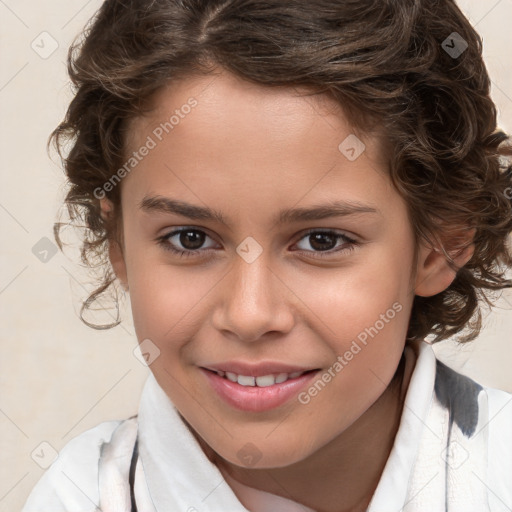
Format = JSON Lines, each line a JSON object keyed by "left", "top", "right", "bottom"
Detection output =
{"left": 255, "top": 375, "right": 275, "bottom": 387}
{"left": 216, "top": 370, "right": 307, "bottom": 387}
{"left": 275, "top": 373, "right": 289, "bottom": 384}
{"left": 237, "top": 375, "right": 256, "bottom": 386}
{"left": 225, "top": 372, "right": 237, "bottom": 382}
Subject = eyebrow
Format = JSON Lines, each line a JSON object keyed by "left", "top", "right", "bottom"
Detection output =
{"left": 139, "top": 195, "right": 379, "bottom": 226}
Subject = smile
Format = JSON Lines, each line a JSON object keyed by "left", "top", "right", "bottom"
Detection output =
{"left": 200, "top": 367, "right": 320, "bottom": 412}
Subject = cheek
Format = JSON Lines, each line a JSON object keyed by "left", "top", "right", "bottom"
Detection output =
{"left": 122, "top": 225, "right": 217, "bottom": 340}
{"left": 288, "top": 247, "right": 413, "bottom": 398}
{"left": 128, "top": 263, "right": 216, "bottom": 340}
{"left": 292, "top": 248, "right": 413, "bottom": 343}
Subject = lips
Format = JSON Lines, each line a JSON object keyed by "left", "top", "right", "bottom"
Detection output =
{"left": 200, "top": 363, "right": 320, "bottom": 412}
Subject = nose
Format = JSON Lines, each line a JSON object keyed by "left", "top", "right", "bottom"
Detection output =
{"left": 211, "top": 254, "right": 295, "bottom": 343}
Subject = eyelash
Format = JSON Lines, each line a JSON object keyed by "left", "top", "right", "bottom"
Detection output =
{"left": 156, "top": 227, "right": 359, "bottom": 259}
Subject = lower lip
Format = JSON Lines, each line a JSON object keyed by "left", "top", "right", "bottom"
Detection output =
{"left": 200, "top": 368, "right": 319, "bottom": 412}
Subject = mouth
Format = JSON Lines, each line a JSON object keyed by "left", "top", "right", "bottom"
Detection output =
{"left": 200, "top": 367, "right": 321, "bottom": 412}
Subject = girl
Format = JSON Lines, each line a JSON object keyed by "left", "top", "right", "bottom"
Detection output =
{"left": 23, "top": 0, "right": 512, "bottom": 510}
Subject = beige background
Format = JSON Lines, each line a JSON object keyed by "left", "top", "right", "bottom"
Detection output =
{"left": 1, "top": 0, "right": 511, "bottom": 509}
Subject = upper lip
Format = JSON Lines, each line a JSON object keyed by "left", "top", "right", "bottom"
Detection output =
{"left": 201, "top": 361, "right": 319, "bottom": 377}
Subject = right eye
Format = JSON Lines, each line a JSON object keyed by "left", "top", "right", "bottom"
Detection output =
{"left": 156, "top": 227, "right": 219, "bottom": 258}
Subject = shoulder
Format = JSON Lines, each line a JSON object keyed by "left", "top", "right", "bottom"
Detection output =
{"left": 22, "top": 417, "right": 136, "bottom": 512}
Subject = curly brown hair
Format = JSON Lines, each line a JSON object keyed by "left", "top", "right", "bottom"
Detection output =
{"left": 51, "top": 0, "right": 512, "bottom": 341}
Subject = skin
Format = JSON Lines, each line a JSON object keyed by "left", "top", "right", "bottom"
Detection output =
{"left": 104, "top": 69, "right": 473, "bottom": 512}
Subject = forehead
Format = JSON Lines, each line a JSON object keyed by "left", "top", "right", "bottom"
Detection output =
{"left": 126, "top": 68, "right": 384, "bottom": 158}
{"left": 128, "top": 71, "right": 348, "bottom": 146}
{"left": 121, "top": 70, "right": 398, "bottom": 225}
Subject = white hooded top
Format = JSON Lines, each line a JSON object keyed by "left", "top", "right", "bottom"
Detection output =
{"left": 22, "top": 340, "right": 512, "bottom": 512}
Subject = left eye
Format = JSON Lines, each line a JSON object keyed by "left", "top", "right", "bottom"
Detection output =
{"left": 293, "top": 230, "right": 357, "bottom": 254}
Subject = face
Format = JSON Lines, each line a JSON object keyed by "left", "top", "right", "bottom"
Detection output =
{"left": 109, "top": 69, "right": 444, "bottom": 468}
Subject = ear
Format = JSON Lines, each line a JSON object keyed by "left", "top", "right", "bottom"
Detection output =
{"left": 414, "top": 229, "right": 475, "bottom": 297}
{"left": 100, "top": 198, "right": 129, "bottom": 291}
